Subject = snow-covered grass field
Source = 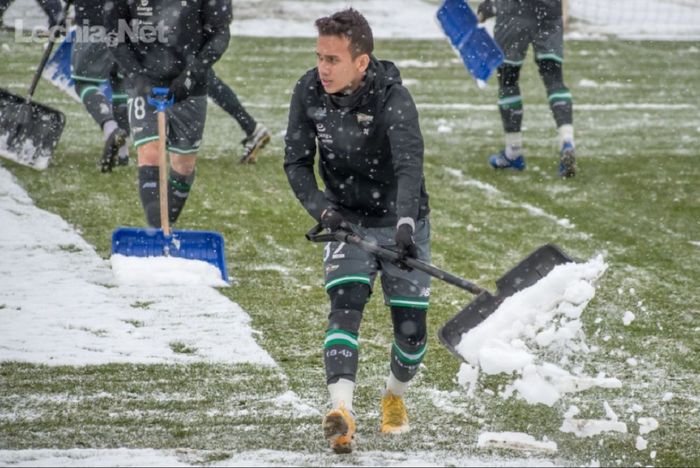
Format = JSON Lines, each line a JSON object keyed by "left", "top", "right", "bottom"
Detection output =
{"left": 1, "top": 1, "right": 700, "bottom": 466}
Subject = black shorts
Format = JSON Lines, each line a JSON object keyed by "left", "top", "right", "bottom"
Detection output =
{"left": 495, "top": 0, "right": 565, "bottom": 65}
{"left": 128, "top": 93, "right": 207, "bottom": 154}
{"left": 323, "top": 218, "right": 432, "bottom": 309}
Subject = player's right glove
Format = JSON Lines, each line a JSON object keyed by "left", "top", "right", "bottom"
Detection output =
{"left": 477, "top": 0, "right": 496, "bottom": 22}
{"left": 395, "top": 222, "right": 418, "bottom": 260}
{"left": 131, "top": 74, "right": 152, "bottom": 97}
{"left": 321, "top": 208, "right": 350, "bottom": 232}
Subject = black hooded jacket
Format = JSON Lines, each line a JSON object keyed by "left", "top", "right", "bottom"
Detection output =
{"left": 105, "top": 0, "right": 232, "bottom": 94}
{"left": 74, "top": 0, "right": 105, "bottom": 26}
{"left": 284, "top": 58, "right": 430, "bottom": 228}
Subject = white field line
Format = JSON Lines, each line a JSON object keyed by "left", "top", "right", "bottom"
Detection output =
{"left": 243, "top": 103, "right": 695, "bottom": 111}
{"left": 419, "top": 103, "right": 696, "bottom": 111}
{"left": 443, "top": 167, "right": 592, "bottom": 238}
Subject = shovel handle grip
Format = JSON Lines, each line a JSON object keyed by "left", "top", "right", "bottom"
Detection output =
{"left": 148, "top": 87, "right": 174, "bottom": 112}
{"left": 306, "top": 224, "right": 485, "bottom": 295}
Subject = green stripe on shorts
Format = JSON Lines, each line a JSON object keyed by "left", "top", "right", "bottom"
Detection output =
{"left": 536, "top": 53, "right": 564, "bottom": 63}
{"left": 111, "top": 94, "right": 129, "bottom": 104}
{"left": 133, "top": 136, "right": 159, "bottom": 148}
{"left": 71, "top": 74, "right": 108, "bottom": 84}
{"left": 167, "top": 146, "right": 200, "bottom": 155}
{"left": 325, "top": 275, "right": 371, "bottom": 291}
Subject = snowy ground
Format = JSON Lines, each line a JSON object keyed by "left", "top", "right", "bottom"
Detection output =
{"left": 0, "top": 166, "right": 274, "bottom": 367}
{"left": 0, "top": 0, "right": 694, "bottom": 466}
{"left": 0, "top": 162, "right": 568, "bottom": 468}
{"left": 568, "top": 0, "right": 700, "bottom": 40}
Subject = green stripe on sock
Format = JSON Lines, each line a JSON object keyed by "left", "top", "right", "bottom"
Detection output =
{"left": 498, "top": 96, "right": 523, "bottom": 109}
{"left": 325, "top": 330, "right": 359, "bottom": 349}
{"left": 325, "top": 275, "right": 371, "bottom": 291}
{"left": 325, "top": 329, "right": 358, "bottom": 340}
{"left": 325, "top": 339, "right": 358, "bottom": 350}
{"left": 548, "top": 92, "right": 573, "bottom": 102}
{"left": 503, "top": 59, "right": 524, "bottom": 66}
{"left": 168, "top": 176, "right": 191, "bottom": 192}
{"left": 392, "top": 342, "right": 427, "bottom": 365}
{"left": 79, "top": 86, "right": 99, "bottom": 101}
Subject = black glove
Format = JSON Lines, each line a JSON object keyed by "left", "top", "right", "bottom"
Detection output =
{"left": 320, "top": 208, "right": 349, "bottom": 232}
{"left": 477, "top": 0, "right": 496, "bottom": 22}
{"left": 169, "top": 62, "right": 208, "bottom": 102}
{"left": 395, "top": 222, "right": 418, "bottom": 260}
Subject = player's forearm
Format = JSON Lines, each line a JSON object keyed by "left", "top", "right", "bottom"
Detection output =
{"left": 284, "top": 162, "right": 329, "bottom": 221}
{"left": 196, "top": 27, "right": 231, "bottom": 68}
{"left": 196, "top": 0, "right": 233, "bottom": 67}
{"left": 389, "top": 115, "right": 425, "bottom": 221}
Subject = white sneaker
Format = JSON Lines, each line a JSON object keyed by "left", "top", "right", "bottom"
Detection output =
{"left": 239, "top": 124, "right": 271, "bottom": 164}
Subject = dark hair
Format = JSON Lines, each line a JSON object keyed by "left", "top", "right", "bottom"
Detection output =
{"left": 315, "top": 8, "right": 374, "bottom": 58}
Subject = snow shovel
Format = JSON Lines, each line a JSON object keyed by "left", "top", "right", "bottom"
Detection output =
{"left": 305, "top": 224, "right": 572, "bottom": 361}
{"left": 437, "top": 0, "right": 504, "bottom": 83}
{"left": 0, "top": 1, "right": 72, "bottom": 170}
{"left": 41, "top": 27, "right": 80, "bottom": 103}
{"left": 111, "top": 88, "right": 229, "bottom": 282}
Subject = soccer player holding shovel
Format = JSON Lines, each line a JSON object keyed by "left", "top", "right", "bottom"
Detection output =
{"left": 105, "top": 0, "right": 232, "bottom": 227}
{"left": 284, "top": 8, "right": 432, "bottom": 454}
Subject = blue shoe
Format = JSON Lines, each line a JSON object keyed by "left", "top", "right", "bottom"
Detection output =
{"left": 559, "top": 142, "right": 576, "bottom": 178}
{"left": 489, "top": 150, "right": 526, "bottom": 171}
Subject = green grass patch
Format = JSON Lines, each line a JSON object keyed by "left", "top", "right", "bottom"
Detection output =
{"left": 168, "top": 342, "right": 198, "bottom": 355}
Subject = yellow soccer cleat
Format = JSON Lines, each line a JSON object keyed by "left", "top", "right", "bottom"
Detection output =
{"left": 322, "top": 403, "right": 356, "bottom": 454}
{"left": 380, "top": 391, "right": 410, "bottom": 434}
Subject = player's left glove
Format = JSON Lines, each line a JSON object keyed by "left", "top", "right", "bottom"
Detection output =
{"left": 321, "top": 208, "right": 350, "bottom": 232}
{"left": 477, "top": 0, "right": 496, "bottom": 22}
{"left": 395, "top": 220, "right": 418, "bottom": 260}
{"left": 169, "top": 61, "right": 208, "bottom": 102}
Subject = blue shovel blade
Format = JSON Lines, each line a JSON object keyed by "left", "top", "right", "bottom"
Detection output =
{"left": 437, "top": 0, "right": 504, "bottom": 82}
{"left": 459, "top": 27, "right": 504, "bottom": 82}
{"left": 437, "top": 0, "right": 477, "bottom": 48}
{"left": 42, "top": 29, "right": 78, "bottom": 100}
{"left": 111, "top": 227, "right": 229, "bottom": 282}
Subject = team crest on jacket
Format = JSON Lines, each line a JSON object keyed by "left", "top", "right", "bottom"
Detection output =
{"left": 312, "top": 107, "right": 327, "bottom": 121}
{"left": 356, "top": 113, "right": 373, "bottom": 126}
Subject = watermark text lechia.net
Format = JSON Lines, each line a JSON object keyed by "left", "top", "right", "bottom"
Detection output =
{"left": 12, "top": 19, "right": 168, "bottom": 45}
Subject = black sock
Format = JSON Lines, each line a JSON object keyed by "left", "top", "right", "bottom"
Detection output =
{"left": 208, "top": 72, "right": 257, "bottom": 136}
{"left": 168, "top": 169, "right": 195, "bottom": 224}
{"left": 138, "top": 166, "right": 161, "bottom": 228}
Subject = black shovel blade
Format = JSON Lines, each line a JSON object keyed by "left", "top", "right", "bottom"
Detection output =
{"left": 0, "top": 88, "right": 65, "bottom": 170}
{"left": 438, "top": 244, "right": 574, "bottom": 361}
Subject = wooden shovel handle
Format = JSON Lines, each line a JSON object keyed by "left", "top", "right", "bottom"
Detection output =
{"left": 157, "top": 110, "right": 170, "bottom": 236}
